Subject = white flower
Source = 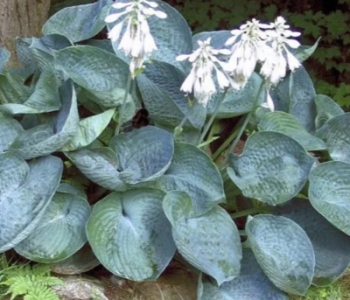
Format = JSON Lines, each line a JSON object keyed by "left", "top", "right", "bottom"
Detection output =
{"left": 177, "top": 38, "right": 232, "bottom": 106}
{"left": 225, "top": 18, "right": 271, "bottom": 89}
{"left": 260, "top": 16, "right": 301, "bottom": 86}
{"left": 105, "top": 0, "right": 167, "bottom": 77}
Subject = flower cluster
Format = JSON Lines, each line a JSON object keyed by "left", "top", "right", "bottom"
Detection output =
{"left": 176, "top": 38, "right": 232, "bottom": 107}
{"left": 178, "top": 16, "right": 301, "bottom": 110}
{"left": 260, "top": 16, "right": 301, "bottom": 87}
{"left": 105, "top": 0, "right": 167, "bottom": 77}
{"left": 105, "top": 3, "right": 302, "bottom": 110}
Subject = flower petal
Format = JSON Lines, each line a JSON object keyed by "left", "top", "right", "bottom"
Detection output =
{"left": 284, "top": 38, "right": 301, "bottom": 49}
{"left": 107, "top": 21, "right": 124, "bottom": 42}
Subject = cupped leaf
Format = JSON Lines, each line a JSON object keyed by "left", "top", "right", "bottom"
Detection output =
{"left": 137, "top": 61, "right": 206, "bottom": 129}
{"left": 0, "top": 113, "right": 24, "bottom": 152}
{"left": 0, "top": 154, "right": 63, "bottom": 252}
{"left": 86, "top": 189, "right": 176, "bottom": 281}
{"left": 227, "top": 131, "right": 315, "bottom": 205}
{"left": 208, "top": 72, "right": 266, "bottom": 118}
{"left": 309, "top": 161, "right": 350, "bottom": 236}
{"left": 156, "top": 143, "right": 225, "bottom": 216}
{"left": 316, "top": 113, "right": 350, "bottom": 162}
{"left": 67, "top": 127, "right": 173, "bottom": 190}
{"left": 50, "top": 243, "right": 100, "bottom": 275}
{"left": 198, "top": 250, "right": 288, "bottom": 300}
{"left": 275, "top": 198, "right": 350, "bottom": 286}
{"left": 258, "top": 111, "right": 326, "bottom": 151}
{"left": 65, "top": 147, "right": 126, "bottom": 191}
{"left": 107, "top": 0, "right": 192, "bottom": 71}
{"left": 246, "top": 215, "right": 315, "bottom": 295}
{"left": 15, "top": 190, "right": 91, "bottom": 263}
{"left": 43, "top": 0, "right": 112, "bottom": 43}
{"left": 110, "top": 126, "right": 174, "bottom": 184}
{"left": 315, "top": 94, "right": 344, "bottom": 130}
{"left": 0, "top": 70, "right": 61, "bottom": 115}
{"left": 60, "top": 108, "right": 115, "bottom": 151}
{"left": 273, "top": 66, "right": 316, "bottom": 133}
{"left": 163, "top": 191, "right": 242, "bottom": 286}
{"left": 9, "top": 80, "right": 79, "bottom": 159}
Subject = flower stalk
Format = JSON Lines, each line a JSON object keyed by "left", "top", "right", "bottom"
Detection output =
{"left": 115, "top": 75, "right": 132, "bottom": 135}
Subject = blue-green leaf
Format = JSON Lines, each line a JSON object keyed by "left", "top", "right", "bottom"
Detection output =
{"left": 67, "top": 126, "right": 174, "bottom": 189}
{"left": 0, "top": 154, "right": 63, "bottom": 252}
{"left": 9, "top": 80, "right": 79, "bottom": 159}
{"left": 65, "top": 147, "right": 126, "bottom": 191}
{"left": 0, "top": 71, "right": 32, "bottom": 105}
{"left": 137, "top": 61, "right": 206, "bottom": 129}
{"left": 55, "top": 46, "right": 135, "bottom": 110}
{"left": 258, "top": 111, "right": 326, "bottom": 151}
{"left": 198, "top": 250, "right": 288, "bottom": 300}
{"left": 208, "top": 73, "right": 266, "bottom": 118}
{"left": 28, "top": 35, "right": 72, "bottom": 73}
{"left": 227, "top": 131, "right": 315, "bottom": 205}
{"left": 316, "top": 113, "right": 350, "bottom": 162}
{"left": 163, "top": 191, "right": 242, "bottom": 286}
{"left": 87, "top": 189, "right": 175, "bottom": 280}
{"left": 275, "top": 198, "right": 350, "bottom": 286}
{"left": 309, "top": 161, "right": 350, "bottom": 236}
{"left": 0, "top": 113, "right": 24, "bottom": 153}
{"left": 60, "top": 108, "right": 115, "bottom": 151}
{"left": 55, "top": 46, "right": 129, "bottom": 92}
{"left": 155, "top": 121, "right": 201, "bottom": 145}
{"left": 246, "top": 215, "right": 315, "bottom": 295}
{"left": 50, "top": 243, "right": 100, "bottom": 275}
{"left": 0, "top": 48, "right": 10, "bottom": 71}
{"left": 0, "top": 70, "right": 61, "bottom": 115}
{"left": 291, "top": 38, "right": 320, "bottom": 62}
{"left": 15, "top": 189, "right": 91, "bottom": 263}
{"left": 110, "top": 126, "right": 174, "bottom": 184}
{"left": 43, "top": 0, "right": 112, "bottom": 43}
{"left": 315, "top": 94, "right": 344, "bottom": 130}
{"left": 156, "top": 143, "right": 225, "bottom": 216}
{"left": 274, "top": 66, "right": 316, "bottom": 133}
{"left": 192, "top": 31, "right": 231, "bottom": 51}
{"left": 15, "top": 38, "right": 36, "bottom": 72}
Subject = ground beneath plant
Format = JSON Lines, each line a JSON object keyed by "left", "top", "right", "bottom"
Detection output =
{"left": 54, "top": 260, "right": 198, "bottom": 300}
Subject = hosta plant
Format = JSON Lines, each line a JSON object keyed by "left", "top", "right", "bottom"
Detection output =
{"left": 1, "top": 0, "right": 350, "bottom": 299}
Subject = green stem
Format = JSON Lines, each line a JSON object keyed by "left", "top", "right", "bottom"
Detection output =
{"left": 174, "top": 102, "right": 194, "bottom": 138}
{"left": 223, "top": 82, "right": 264, "bottom": 164}
{"left": 178, "top": 112, "right": 189, "bottom": 129}
{"left": 288, "top": 72, "right": 294, "bottom": 111}
{"left": 211, "top": 117, "right": 245, "bottom": 161}
{"left": 224, "top": 112, "right": 252, "bottom": 161}
{"left": 207, "top": 119, "right": 219, "bottom": 142}
{"left": 197, "top": 90, "right": 227, "bottom": 145}
{"left": 115, "top": 75, "right": 132, "bottom": 136}
{"left": 230, "top": 207, "right": 270, "bottom": 219}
